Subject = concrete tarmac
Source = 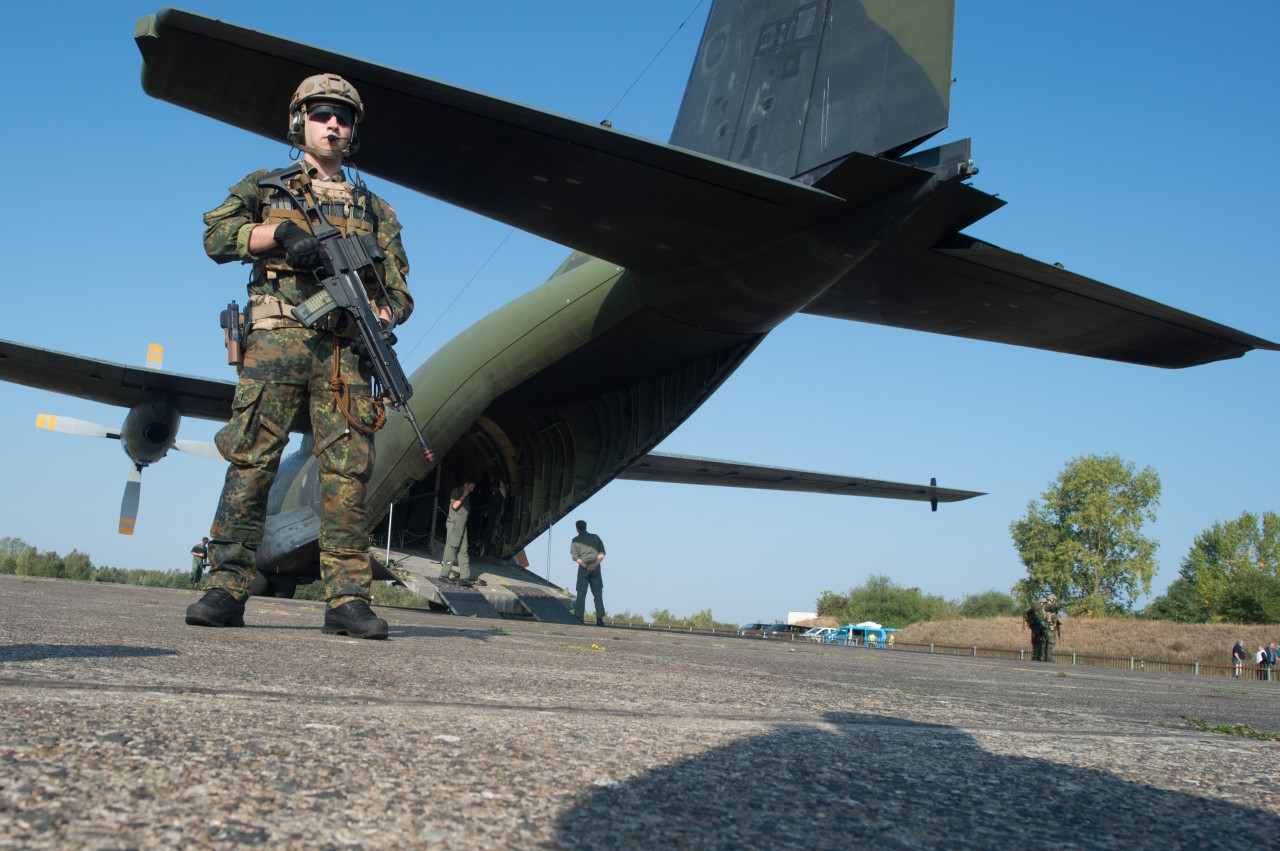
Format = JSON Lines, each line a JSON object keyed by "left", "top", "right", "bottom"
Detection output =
{"left": 1, "top": 574, "right": 1277, "bottom": 849}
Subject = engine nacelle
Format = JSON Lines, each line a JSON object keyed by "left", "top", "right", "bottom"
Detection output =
{"left": 119, "top": 397, "right": 181, "bottom": 467}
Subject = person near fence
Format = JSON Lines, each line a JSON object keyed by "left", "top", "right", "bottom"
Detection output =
{"left": 1256, "top": 645, "right": 1269, "bottom": 680}
{"left": 1027, "top": 595, "right": 1061, "bottom": 662}
{"left": 1232, "top": 639, "right": 1247, "bottom": 678}
{"left": 1024, "top": 603, "right": 1045, "bottom": 661}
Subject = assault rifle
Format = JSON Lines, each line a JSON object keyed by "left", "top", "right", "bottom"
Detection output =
{"left": 258, "top": 164, "right": 434, "bottom": 461}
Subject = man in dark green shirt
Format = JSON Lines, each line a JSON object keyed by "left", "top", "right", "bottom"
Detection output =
{"left": 190, "top": 537, "right": 209, "bottom": 588}
{"left": 440, "top": 480, "right": 478, "bottom": 585}
{"left": 569, "top": 520, "right": 606, "bottom": 625}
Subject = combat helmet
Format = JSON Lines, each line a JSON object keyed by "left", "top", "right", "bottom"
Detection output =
{"left": 288, "top": 73, "right": 364, "bottom": 156}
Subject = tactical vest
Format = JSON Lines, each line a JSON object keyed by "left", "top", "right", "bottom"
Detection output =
{"left": 251, "top": 173, "right": 383, "bottom": 310}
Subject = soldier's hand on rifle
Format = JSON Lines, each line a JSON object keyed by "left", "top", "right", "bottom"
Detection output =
{"left": 378, "top": 307, "right": 398, "bottom": 334}
{"left": 273, "top": 221, "right": 323, "bottom": 270}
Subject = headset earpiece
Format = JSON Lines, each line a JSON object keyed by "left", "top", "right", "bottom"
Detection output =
{"left": 288, "top": 108, "right": 304, "bottom": 141}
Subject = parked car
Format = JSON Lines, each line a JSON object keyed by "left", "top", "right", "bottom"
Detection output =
{"left": 803, "top": 627, "right": 835, "bottom": 642}
{"left": 738, "top": 622, "right": 771, "bottom": 637}
{"left": 822, "top": 622, "right": 898, "bottom": 647}
{"left": 762, "top": 623, "right": 809, "bottom": 640}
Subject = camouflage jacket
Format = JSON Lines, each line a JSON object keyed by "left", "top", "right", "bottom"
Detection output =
{"left": 202, "top": 162, "right": 413, "bottom": 324}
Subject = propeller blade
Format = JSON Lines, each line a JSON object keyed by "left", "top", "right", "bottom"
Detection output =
{"left": 36, "top": 414, "right": 119, "bottom": 439}
{"left": 119, "top": 465, "right": 142, "bottom": 535}
{"left": 174, "top": 439, "right": 224, "bottom": 461}
{"left": 145, "top": 342, "right": 164, "bottom": 371}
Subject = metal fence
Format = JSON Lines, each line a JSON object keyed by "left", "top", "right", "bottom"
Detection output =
{"left": 608, "top": 624, "right": 1278, "bottom": 681}
{"left": 887, "top": 641, "right": 1277, "bottom": 681}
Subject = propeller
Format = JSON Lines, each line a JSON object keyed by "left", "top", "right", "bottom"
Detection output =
{"left": 35, "top": 414, "right": 120, "bottom": 440}
{"left": 120, "top": 464, "right": 142, "bottom": 536}
{"left": 174, "top": 439, "right": 223, "bottom": 461}
{"left": 33, "top": 343, "right": 222, "bottom": 535}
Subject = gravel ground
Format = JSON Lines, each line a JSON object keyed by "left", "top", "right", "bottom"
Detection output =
{"left": 1, "top": 574, "right": 1277, "bottom": 849}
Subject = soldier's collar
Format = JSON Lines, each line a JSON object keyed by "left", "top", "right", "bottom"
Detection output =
{"left": 300, "top": 161, "right": 349, "bottom": 183}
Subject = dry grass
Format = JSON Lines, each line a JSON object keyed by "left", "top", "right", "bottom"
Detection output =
{"left": 894, "top": 617, "right": 1278, "bottom": 665}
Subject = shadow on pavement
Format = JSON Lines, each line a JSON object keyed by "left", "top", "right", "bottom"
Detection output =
{"left": 556, "top": 711, "right": 1276, "bottom": 848}
{"left": 0, "top": 644, "right": 179, "bottom": 664}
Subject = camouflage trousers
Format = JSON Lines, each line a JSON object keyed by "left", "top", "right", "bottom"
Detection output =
{"left": 442, "top": 516, "right": 471, "bottom": 579}
{"left": 204, "top": 328, "right": 380, "bottom": 606}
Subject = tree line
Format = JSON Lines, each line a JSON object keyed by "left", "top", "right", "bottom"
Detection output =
{"left": 817, "top": 454, "right": 1279, "bottom": 629}
{"left": 0, "top": 537, "right": 191, "bottom": 588}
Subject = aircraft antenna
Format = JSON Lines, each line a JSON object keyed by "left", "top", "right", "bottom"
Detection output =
{"left": 601, "top": 0, "right": 708, "bottom": 124}
{"left": 402, "top": 229, "right": 515, "bottom": 359}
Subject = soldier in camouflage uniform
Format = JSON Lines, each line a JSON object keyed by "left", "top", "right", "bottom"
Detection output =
{"left": 1031, "top": 594, "right": 1061, "bottom": 662}
{"left": 186, "top": 74, "right": 413, "bottom": 640}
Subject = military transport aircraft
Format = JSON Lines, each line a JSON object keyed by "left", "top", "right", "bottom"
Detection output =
{"left": 1, "top": 1, "right": 1274, "bottom": 604}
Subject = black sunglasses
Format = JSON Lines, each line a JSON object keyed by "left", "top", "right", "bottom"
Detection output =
{"left": 308, "top": 104, "right": 354, "bottom": 126}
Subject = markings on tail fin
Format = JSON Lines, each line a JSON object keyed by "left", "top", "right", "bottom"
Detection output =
{"left": 145, "top": 343, "right": 164, "bottom": 370}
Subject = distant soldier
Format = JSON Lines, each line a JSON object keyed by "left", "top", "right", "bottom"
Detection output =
{"left": 1038, "top": 594, "right": 1062, "bottom": 663}
{"left": 439, "top": 479, "right": 479, "bottom": 585}
{"left": 190, "top": 537, "right": 210, "bottom": 587}
{"left": 569, "top": 520, "right": 606, "bottom": 626}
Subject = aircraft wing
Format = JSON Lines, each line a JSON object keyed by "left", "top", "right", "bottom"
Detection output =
{"left": 134, "top": 8, "right": 841, "bottom": 275}
{"left": 800, "top": 233, "right": 1280, "bottom": 369}
{"left": 0, "top": 339, "right": 235, "bottom": 421}
{"left": 619, "top": 452, "right": 982, "bottom": 505}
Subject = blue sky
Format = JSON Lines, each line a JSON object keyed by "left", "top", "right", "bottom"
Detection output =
{"left": 2, "top": 2, "right": 1276, "bottom": 625}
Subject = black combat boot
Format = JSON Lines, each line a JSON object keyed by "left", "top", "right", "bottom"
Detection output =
{"left": 323, "top": 599, "right": 389, "bottom": 640}
{"left": 185, "top": 588, "right": 246, "bottom": 627}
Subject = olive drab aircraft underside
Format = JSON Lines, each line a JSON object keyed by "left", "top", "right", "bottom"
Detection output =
{"left": 0, "top": 1, "right": 1274, "bottom": 615}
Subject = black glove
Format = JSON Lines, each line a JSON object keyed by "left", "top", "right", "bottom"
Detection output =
{"left": 273, "top": 221, "right": 323, "bottom": 270}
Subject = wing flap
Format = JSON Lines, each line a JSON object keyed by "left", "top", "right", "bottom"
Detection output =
{"left": 620, "top": 452, "right": 982, "bottom": 503}
{"left": 801, "top": 234, "right": 1280, "bottom": 368}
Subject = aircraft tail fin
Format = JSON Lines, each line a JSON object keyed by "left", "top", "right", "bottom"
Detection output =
{"left": 670, "top": 0, "right": 954, "bottom": 181}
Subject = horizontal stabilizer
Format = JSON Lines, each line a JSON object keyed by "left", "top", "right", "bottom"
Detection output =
{"left": 620, "top": 452, "right": 982, "bottom": 504}
{"left": 802, "top": 234, "right": 1280, "bottom": 368}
